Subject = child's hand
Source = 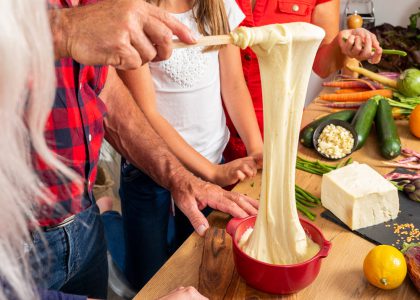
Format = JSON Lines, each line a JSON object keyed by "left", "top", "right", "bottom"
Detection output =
{"left": 213, "top": 156, "right": 259, "bottom": 187}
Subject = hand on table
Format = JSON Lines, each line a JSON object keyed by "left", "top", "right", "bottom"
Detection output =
{"left": 170, "top": 169, "right": 259, "bottom": 236}
{"left": 158, "top": 286, "right": 208, "bottom": 300}
{"left": 51, "top": 0, "right": 196, "bottom": 69}
{"left": 213, "top": 156, "right": 260, "bottom": 187}
{"left": 338, "top": 28, "right": 382, "bottom": 64}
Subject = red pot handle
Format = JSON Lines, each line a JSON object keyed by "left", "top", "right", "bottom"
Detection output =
{"left": 319, "top": 240, "right": 332, "bottom": 258}
{"left": 226, "top": 217, "right": 243, "bottom": 237}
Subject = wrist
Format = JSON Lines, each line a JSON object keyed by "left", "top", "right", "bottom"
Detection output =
{"left": 49, "top": 8, "right": 70, "bottom": 59}
{"left": 167, "top": 165, "right": 189, "bottom": 191}
{"left": 207, "top": 164, "right": 220, "bottom": 184}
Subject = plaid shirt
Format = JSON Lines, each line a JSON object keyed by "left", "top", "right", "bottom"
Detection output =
{"left": 36, "top": 0, "right": 108, "bottom": 227}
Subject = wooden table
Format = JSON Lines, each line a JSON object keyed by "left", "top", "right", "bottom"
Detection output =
{"left": 135, "top": 101, "right": 419, "bottom": 300}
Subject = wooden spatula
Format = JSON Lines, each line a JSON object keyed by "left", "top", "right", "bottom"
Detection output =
{"left": 172, "top": 35, "right": 233, "bottom": 49}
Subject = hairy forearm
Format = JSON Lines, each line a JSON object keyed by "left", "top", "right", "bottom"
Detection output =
{"left": 100, "top": 68, "right": 189, "bottom": 190}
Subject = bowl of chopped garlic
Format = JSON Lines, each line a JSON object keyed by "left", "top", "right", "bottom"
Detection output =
{"left": 312, "top": 119, "right": 357, "bottom": 160}
{"left": 226, "top": 216, "right": 331, "bottom": 294}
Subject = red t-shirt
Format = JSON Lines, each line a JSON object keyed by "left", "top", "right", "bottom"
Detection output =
{"left": 224, "top": 0, "right": 331, "bottom": 162}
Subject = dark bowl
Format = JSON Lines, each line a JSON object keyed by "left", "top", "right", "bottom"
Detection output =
{"left": 312, "top": 119, "right": 357, "bottom": 161}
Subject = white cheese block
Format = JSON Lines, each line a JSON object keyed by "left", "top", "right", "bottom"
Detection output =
{"left": 321, "top": 163, "right": 399, "bottom": 230}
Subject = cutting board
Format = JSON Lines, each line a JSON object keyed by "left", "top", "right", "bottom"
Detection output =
{"left": 322, "top": 189, "right": 420, "bottom": 250}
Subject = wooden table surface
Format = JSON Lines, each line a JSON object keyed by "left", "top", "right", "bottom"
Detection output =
{"left": 135, "top": 101, "right": 419, "bottom": 300}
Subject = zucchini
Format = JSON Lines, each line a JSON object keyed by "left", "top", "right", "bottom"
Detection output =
{"left": 375, "top": 98, "right": 401, "bottom": 159}
{"left": 300, "top": 110, "right": 356, "bottom": 148}
{"left": 351, "top": 98, "right": 378, "bottom": 150}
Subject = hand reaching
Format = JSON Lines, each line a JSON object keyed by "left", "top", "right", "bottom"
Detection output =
{"left": 169, "top": 169, "right": 259, "bottom": 236}
{"left": 338, "top": 28, "right": 382, "bottom": 64}
{"left": 52, "top": 0, "right": 196, "bottom": 68}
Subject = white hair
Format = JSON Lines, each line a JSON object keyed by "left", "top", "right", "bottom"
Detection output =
{"left": 0, "top": 0, "right": 79, "bottom": 299}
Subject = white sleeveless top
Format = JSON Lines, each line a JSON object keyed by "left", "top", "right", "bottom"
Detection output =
{"left": 149, "top": 0, "right": 245, "bottom": 163}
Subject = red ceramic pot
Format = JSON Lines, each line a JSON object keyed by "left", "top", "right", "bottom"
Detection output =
{"left": 226, "top": 216, "right": 331, "bottom": 294}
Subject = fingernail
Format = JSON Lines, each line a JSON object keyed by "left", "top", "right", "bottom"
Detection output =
{"left": 197, "top": 224, "right": 208, "bottom": 236}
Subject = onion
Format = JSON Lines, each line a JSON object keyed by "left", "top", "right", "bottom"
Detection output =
{"left": 397, "top": 68, "right": 420, "bottom": 97}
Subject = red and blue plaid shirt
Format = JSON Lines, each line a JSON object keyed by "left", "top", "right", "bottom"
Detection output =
{"left": 37, "top": 0, "right": 108, "bottom": 226}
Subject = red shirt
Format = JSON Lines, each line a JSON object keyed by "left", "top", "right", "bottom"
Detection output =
{"left": 224, "top": 0, "right": 331, "bottom": 162}
{"left": 36, "top": 0, "right": 108, "bottom": 226}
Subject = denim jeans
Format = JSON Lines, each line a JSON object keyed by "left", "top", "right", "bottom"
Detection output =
{"left": 31, "top": 203, "right": 108, "bottom": 299}
{"left": 119, "top": 162, "right": 209, "bottom": 290}
{"left": 101, "top": 210, "right": 126, "bottom": 273}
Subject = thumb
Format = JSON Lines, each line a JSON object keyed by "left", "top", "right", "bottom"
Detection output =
{"left": 181, "top": 202, "right": 209, "bottom": 236}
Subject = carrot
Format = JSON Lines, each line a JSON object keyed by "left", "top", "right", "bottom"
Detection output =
{"left": 320, "top": 102, "right": 362, "bottom": 108}
{"left": 319, "top": 89, "right": 393, "bottom": 102}
{"left": 345, "top": 65, "right": 398, "bottom": 88}
{"left": 322, "top": 79, "right": 382, "bottom": 89}
{"left": 335, "top": 88, "right": 369, "bottom": 94}
{"left": 323, "top": 81, "right": 367, "bottom": 88}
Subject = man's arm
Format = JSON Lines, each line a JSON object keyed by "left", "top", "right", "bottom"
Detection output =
{"left": 100, "top": 68, "right": 258, "bottom": 236}
{"left": 48, "top": 0, "right": 196, "bottom": 69}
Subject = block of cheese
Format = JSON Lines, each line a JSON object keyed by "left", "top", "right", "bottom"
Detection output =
{"left": 321, "top": 163, "right": 399, "bottom": 230}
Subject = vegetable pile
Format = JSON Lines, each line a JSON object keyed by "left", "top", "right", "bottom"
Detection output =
{"left": 362, "top": 8, "right": 420, "bottom": 73}
{"left": 384, "top": 148, "right": 420, "bottom": 202}
{"left": 319, "top": 66, "right": 420, "bottom": 119}
{"left": 301, "top": 95, "right": 402, "bottom": 160}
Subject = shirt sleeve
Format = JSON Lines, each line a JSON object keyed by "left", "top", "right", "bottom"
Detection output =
{"left": 224, "top": 0, "right": 245, "bottom": 30}
{"left": 38, "top": 289, "right": 87, "bottom": 300}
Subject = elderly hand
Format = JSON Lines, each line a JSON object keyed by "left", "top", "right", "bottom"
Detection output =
{"left": 338, "top": 28, "right": 382, "bottom": 64}
{"left": 170, "top": 169, "right": 259, "bottom": 236}
{"left": 51, "top": 0, "right": 196, "bottom": 68}
{"left": 158, "top": 286, "right": 208, "bottom": 300}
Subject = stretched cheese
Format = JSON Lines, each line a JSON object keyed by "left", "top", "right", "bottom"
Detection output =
{"left": 321, "top": 163, "right": 399, "bottom": 230}
{"left": 234, "top": 23, "right": 325, "bottom": 265}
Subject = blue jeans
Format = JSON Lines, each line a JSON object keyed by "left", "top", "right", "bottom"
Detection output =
{"left": 119, "top": 162, "right": 209, "bottom": 290}
{"left": 31, "top": 203, "right": 108, "bottom": 299}
{"left": 101, "top": 210, "right": 126, "bottom": 273}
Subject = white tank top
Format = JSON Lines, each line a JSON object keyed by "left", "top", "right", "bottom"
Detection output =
{"left": 149, "top": 0, "right": 245, "bottom": 163}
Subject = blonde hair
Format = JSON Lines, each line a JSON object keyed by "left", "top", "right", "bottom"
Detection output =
{"left": 149, "top": 0, "right": 230, "bottom": 51}
{"left": 0, "top": 0, "right": 78, "bottom": 299}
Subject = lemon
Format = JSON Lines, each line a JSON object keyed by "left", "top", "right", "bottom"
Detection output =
{"left": 363, "top": 245, "right": 407, "bottom": 290}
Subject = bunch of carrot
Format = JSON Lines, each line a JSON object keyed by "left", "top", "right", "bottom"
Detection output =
{"left": 319, "top": 79, "right": 393, "bottom": 103}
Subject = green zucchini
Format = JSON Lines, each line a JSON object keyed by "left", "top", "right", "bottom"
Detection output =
{"left": 351, "top": 98, "right": 378, "bottom": 150}
{"left": 299, "top": 110, "right": 356, "bottom": 148}
{"left": 375, "top": 98, "right": 401, "bottom": 159}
